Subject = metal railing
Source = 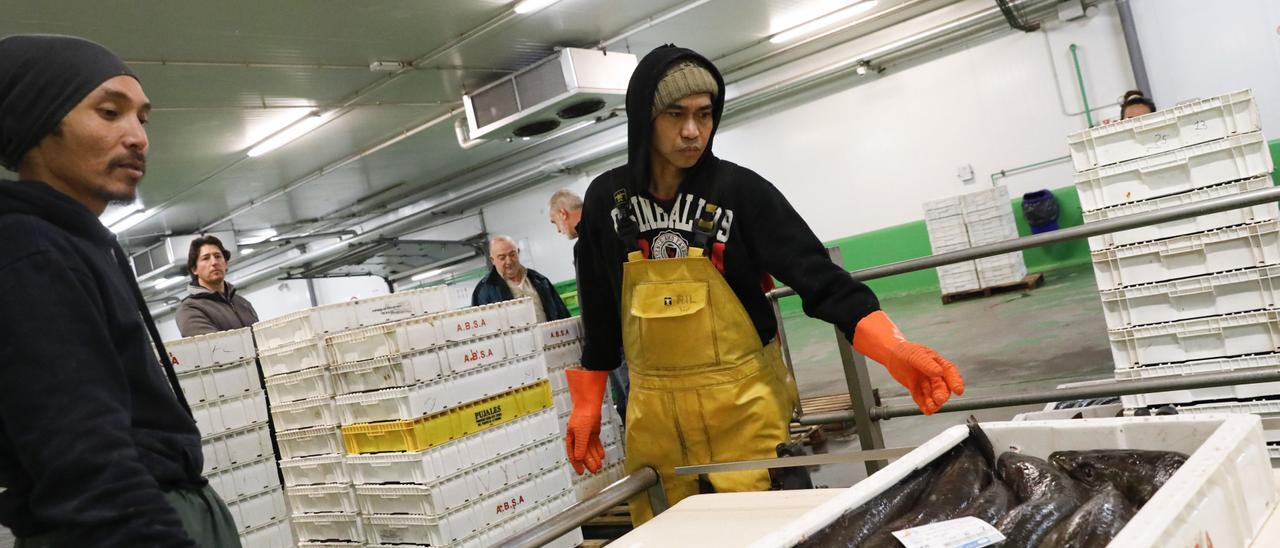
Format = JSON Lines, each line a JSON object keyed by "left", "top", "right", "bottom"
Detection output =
{"left": 500, "top": 185, "right": 1280, "bottom": 544}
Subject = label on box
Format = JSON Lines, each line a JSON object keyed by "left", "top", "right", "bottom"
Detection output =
{"left": 891, "top": 517, "right": 1004, "bottom": 548}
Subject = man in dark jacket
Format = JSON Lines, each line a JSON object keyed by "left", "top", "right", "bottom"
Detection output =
{"left": 0, "top": 35, "right": 239, "bottom": 546}
{"left": 177, "top": 235, "right": 259, "bottom": 337}
{"left": 471, "top": 235, "right": 570, "bottom": 323}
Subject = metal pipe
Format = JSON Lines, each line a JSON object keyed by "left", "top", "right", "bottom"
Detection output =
{"left": 1070, "top": 44, "right": 1094, "bottom": 127}
{"left": 848, "top": 367, "right": 1280, "bottom": 422}
{"left": 770, "top": 186, "right": 1280, "bottom": 300}
{"left": 1115, "top": 0, "right": 1151, "bottom": 96}
{"left": 453, "top": 117, "right": 486, "bottom": 150}
{"left": 498, "top": 467, "right": 660, "bottom": 548}
{"left": 989, "top": 155, "right": 1070, "bottom": 185}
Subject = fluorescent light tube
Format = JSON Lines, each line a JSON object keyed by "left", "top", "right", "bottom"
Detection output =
{"left": 770, "top": 0, "right": 878, "bottom": 44}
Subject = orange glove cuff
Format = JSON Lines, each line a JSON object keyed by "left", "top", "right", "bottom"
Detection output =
{"left": 566, "top": 369, "right": 609, "bottom": 409}
{"left": 851, "top": 310, "right": 904, "bottom": 364}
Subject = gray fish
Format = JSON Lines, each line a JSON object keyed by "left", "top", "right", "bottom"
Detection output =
{"left": 1049, "top": 449, "right": 1187, "bottom": 507}
{"left": 998, "top": 452, "right": 1087, "bottom": 503}
{"left": 957, "top": 477, "right": 1015, "bottom": 525}
{"left": 1036, "top": 484, "right": 1135, "bottom": 548}
{"left": 885, "top": 445, "right": 991, "bottom": 529}
{"left": 996, "top": 495, "right": 1082, "bottom": 548}
{"left": 798, "top": 465, "right": 936, "bottom": 548}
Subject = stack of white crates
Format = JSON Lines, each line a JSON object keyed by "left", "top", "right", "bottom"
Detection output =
{"left": 318, "top": 297, "right": 581, "bottom": 548}
{"left": 165, "top": 328, "right": 293, "bottom": 547}
{"left": 924, "top": 187, "right": 1028, "bottom": 295}
{"left": 252, "top": 286, "right": 451, "bottom": 546}
{"left": 1069, "top": 89, "right": 1280, "bottom": 456}
{"left": 538, "top": 317, "right": 627, "bottom": 500}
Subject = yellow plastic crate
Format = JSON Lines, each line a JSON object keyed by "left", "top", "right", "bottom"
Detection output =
{"left": 342, "top": 380, "right": 552, "bottom": 454}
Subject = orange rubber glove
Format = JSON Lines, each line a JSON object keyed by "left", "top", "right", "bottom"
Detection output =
{"left": 564, "top": 369, "right": 608, "bottom": 474}
{"left": 853, "top": 311, "right": 964, "bottom": 415}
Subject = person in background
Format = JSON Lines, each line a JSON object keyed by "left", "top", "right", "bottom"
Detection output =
{"left": 472, "top": 234, "right": 570, "bottom": 323}
{"left": 566, "top": 45, "right": 964, "bottom": 525}
{"left": 0, "top": 34, "right": 240, "bottom": 546}
{"left": 549, "top": 189, "right": 630, "bottom": 422}
{"left": 1120, "top": 89, "right": 1156, "bottom": 119}
{"left": 176, "top": 234, "right": 259, "bottom": 337}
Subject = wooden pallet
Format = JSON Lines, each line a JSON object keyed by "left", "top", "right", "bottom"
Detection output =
{"left": 582, "top": 502, "right": 632, "bottom": 543}
{"left": 941, "top": 272, "right": 1045, "bottom": 304}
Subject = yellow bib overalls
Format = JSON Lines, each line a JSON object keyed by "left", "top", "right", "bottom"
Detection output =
{"left": 620, "top": 247, "right": 796, "bottom": 525}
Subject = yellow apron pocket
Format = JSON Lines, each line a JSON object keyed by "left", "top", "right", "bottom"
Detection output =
{"left": 630, "top": 281, "right": 717, "bottom": 369}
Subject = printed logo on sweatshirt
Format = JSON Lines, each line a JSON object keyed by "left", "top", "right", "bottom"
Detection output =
{"left": 650, "top": 230, "right": 689, "bottom": 259}
{"left": 613, "top": 193, "right": 735, "bottom": 245}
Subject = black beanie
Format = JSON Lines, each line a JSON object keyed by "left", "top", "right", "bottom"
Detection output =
{"left": 0, "top": 34, "right": 137, "bottom": 171}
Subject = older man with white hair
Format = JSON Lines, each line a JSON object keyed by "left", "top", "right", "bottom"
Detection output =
{"left": 471, "top": 235, "right": 570, "bottom": 323}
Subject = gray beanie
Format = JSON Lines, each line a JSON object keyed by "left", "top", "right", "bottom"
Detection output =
{"left": 651, "top": 61, "right": 718, "bottom": 119}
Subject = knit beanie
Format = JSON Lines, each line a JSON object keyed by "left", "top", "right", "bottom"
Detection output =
{"left": 650, "top": 60, "right": 718, "bottom": 119}
{"left": 0, "top": 34, "right": 137, "bottom": 171}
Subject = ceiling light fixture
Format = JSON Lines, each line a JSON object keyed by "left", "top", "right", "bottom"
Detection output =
{"left": 100, "top": 200, "right": 143, "bottom": 227}
{"left": 247, "top": 110, "right": 328, "bottom": 158}
{"left": 770, "top": 0, "right": 879, "bottom": 44}
{"left": 411, "top": 267, "right": 448, "bottom": 282}
{"left": 513, "top": 0, "right": 561, "bottom": 15}
{"left": 108, "top": 208, "right": 156, "bottom": 234}
{"left": 152, "top": 276, "right": 187, "bottom": 290}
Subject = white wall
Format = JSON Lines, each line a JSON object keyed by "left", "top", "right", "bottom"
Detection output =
{"left": 477, "top": 172, "right": 593, "bottom": 284}
{"left": 311, "top": 276, "right": 389, "bottom": 306}
{"left": 1132, "top": 0, "right": 1280, "bottom": 131}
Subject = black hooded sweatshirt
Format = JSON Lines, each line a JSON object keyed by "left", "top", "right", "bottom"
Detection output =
{"left": 0, "top": 180, "right": 203, "bottom": 546}
{"left": 574, "top": 46, "right": 881, "bottom": 372}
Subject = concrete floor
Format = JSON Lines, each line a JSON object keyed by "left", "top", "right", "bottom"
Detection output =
{"left": 784, "top": 263, "right": 1116, "bottom": 487}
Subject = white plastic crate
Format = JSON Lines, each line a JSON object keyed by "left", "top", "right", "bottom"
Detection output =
{"left": 1084, "top": 176, "right": 1278, "bottom": 250}
{"left": 437, "top": 301, "right": 518, "bottom": 343}
{"left": 1100, "top": 265, "right": 1280, "bottom": 328}
{"left": 1118, "top": 354, "right": 1280, "bottom": 407}
{"left": 964, "top": 213, "right": 1019, "bottom": 246}
{"left": 1110, "top": 309, "right": 1280, "bottom": 368}
{"left": 1067, "top": 89, "right": 1261, "bottom": 171}
{"left": 165, "top": 327, "right": 257, "bottom": 372}
{"left": 258, "top": 338, "right": 328, "bottom": 378}
{"left": 925, "top": 215, "right": 969, "bottom": 252}
{"left": 291, "top": 512, "right": 363, "bottom": 543}
{"left": 227, "top": 487, "right": 289, "bottom": 532}
{"left": 280, "top": 454, "right": 348, "bottom": 487}
{"left": 1176, "top": 401, "right": 1280, "bottom": 444}
{"left": 275, "top": 424, "right": 343, "bottom": 460}
{"left": 536, "top": 317, "right": 582, "bottom": 349}
{"left": 335, "top": 356, "right": 548, "bottom": 423}
{"left": 325, "top": 314, "right": 443, "bottom": 365}
{"left": 265, "top": 366, "right": 334, "bottom": 404}
{"left": 937, "top": 260, "right": 981, "bottom": 295}
{"left": 572, "top": 460, "right": 626, "bottom": 500}
{"left": 977, "top": 253, "right": 1027, "bottom": 287}
{"left": 960, "top": 186, "right": 1010, "bottom": 214}
{"left": 203, "top": 423, "right": 274, "bottom": 472}
{"left": 179, "top": 359, "right": 259, "bottom": 404}
{"left": 271, "top": 396, "right": 337, "bottom": 431}
{"left": 1092, "top": 220, "right": 1280, "bottom": 291}
{"left": 346, "top": 409, "right": 560, "bottom": 485}
{"left": 192, "top": 390, "right": 269, "bottom": 438}
{"left": 1074, "top": 130, "right": 1274, "bottom": 212}
{"left": 331, "top": 350, "right": 443, "bottom": 395}
{"left": 758, "top": 415, "right": 1276, "bottom": 548}
{"left": 353, "top": 285, "right": 450, "bottom": 327}
{"left": 253, "top": 305, "right": 360, "bottom": 350}
{"left": 207, "top": 456, "right": 280, "bottom": 502}
{"left": 239, "top": 517, "right": 294, "bottom": 548}
{"left": 922, "top": 195, "right": 963, "bottom": 219}
{"left": 298, "top": 543, "right": 361, "bottom": 548}
{"left": 544, "top": 340, "right": 582, "bottom": 371}
{"left": 287, "top": 483, "right": 359, "bottom": 514}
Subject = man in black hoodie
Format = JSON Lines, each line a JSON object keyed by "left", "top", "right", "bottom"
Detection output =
{"left": 564, "top": 45, "right": 965, "bottom": 524}
{"left": 0, "top": 35, "right": 239, "bottom": 546}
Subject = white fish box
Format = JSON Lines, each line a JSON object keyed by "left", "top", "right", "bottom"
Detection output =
{"left": 254, "top": 305, "right": 360, "bottom": 350}
{"left": 286, "top": 483, "right": 359, "bottom": 514}
{"left": 976, "top": 253, "right": 1027, "bottom": 287}
{"left": 206, "top": 456, "right": 280, "bottom": 502}
{"left": 178, "top": 359, "right": 260, "bottom": 404}
{"left": 202, "top": 423, "right": 273, "bottom": 472}
{"left": 544, "top": 340, "right": 583, "bottom": 371}
{"left": 274, "top": 424, "right": 343, "bottom": 460}
{"left": 1073, "top": 130, "right": 1274, "bottom": 212}
{"left": 330, "top": 349, "right": 445, "bottom": 395}
{"left": 325, "top": 314, "right": 443, "bottom": 365}
{"left": 1067, "top": 89, "right": 1261, "bottom": 171}
{"left": 270, "top": 396, "right": 337, "bottom": 431}
{"left": 280, "top": 454, "right": 348, "bottom": 487}
{"left": 1100, "top": 265, "right": 1280, "bottom": 328}
{"left": 536, "top": 317, "right": 582, "bottom": 348}
{"left": 1084, "top": 176, "right": 1278, "bottom": 251}
{"left": 334, "top": 355, "right": 548, "bottom": 423}
{"left": 937, "top": 261, "right": 981, "bottom": 295}
{"left": 1091, "top": 220, "right": 1280, "bottom": 291}
{"left": 264, "top": 366, "right": 333, "bottom": 404}
{"left": 1175, "top": 401, "right": 1280, "bottom": 445}
{"left": 1116, "top": 353, "right": 1280, "bottom": 407}
{"left": 925, "top": 214, "right": 970, "bottom": 251}
{"left": 923, "top": 195, "right": 963, "bottom": 219}
{"left": 757, "top": 415, "right": 1277, "bottom": 548}
{"left": 166, "top": 327, "right": 257, "bottom": 372}
{"left": 239, "top": 517, "right": 294, "bottom": 548}
{"left": 191, "top": 390, "right": 269, "bottom": 438}
{"left": 1109, "top": 309, "right": 1280, "bottom": 367}
{"left": 227, "top": 487, "right": 288, "bottom": 532}
{"left": 965, "top": 214, "right": 1019, "bottom": 246}
{"left": 258, "top": 338, "right": 328, "bottom": 378}
{"left": 960, "top": 186, "right": 1010, "bottom": 214}
{"left": 352, "top": 285, "right": 450, "bottom": 327}
{"left": 291, "top": 512, "right": 363, "bottom": 543}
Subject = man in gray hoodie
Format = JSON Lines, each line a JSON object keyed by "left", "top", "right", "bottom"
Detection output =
{"left": 176, "top": 235, "right": 259, "bottom": 337}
